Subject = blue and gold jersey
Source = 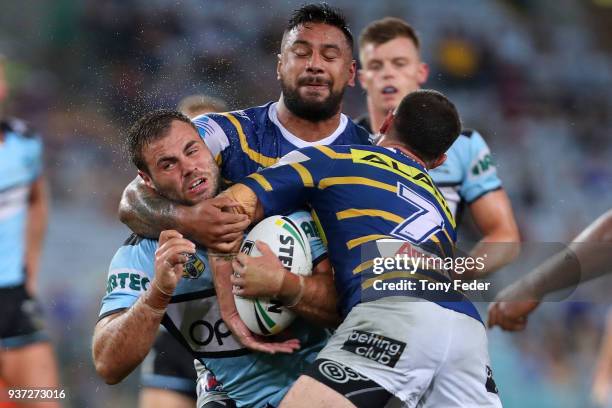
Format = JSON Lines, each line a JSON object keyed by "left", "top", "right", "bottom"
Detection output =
{"left": 99, "top": 211, "right": 328, "bottom": 408}
{"left": 357, "top": 117, "right": 502, "bottom": 218}
{"left": 239, "top": 145, "right": 481, "bottom": 323}
{"left": 0, "top": 119, "right": 43, "bottom": 287}
{"left": 193, "top": 102, "right": 371, "bottom": 184}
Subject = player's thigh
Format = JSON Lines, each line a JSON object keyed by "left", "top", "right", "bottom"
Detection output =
{"left": 140, "top": 331, "right": 197, "bottom": 399}
{"left": 316, "top": 298, "right": 450, "bottom": 405}
{"left": 0, "top": 342, "right": 60, "bottom": 408}
{"left": 419, "top": 314, "right": 502, "bottom": 408}
{"left": 0, "top": 342, "right": 59, "bottom": 387}
{"left": 279, "top": 375, "right": 356, "bottom": 408}
{"left": 139, "top": 388, "right": 195, "bottom": 408}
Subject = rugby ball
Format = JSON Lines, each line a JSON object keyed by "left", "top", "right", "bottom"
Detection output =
{"left": 235, "top": 215, "right": 312, "bottom": 336}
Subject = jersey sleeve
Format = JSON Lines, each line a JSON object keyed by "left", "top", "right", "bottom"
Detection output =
{"left": 459, "top": 130, "right": 502, "bottom": 203}
{"left": 238, "top": 147, "right": 335, "bottom": 218}
{"left": 98, "top": 239, "right": 157, "bottom": 319}
{"left": 192, "top": 114, "right": 231, "bottom": 163}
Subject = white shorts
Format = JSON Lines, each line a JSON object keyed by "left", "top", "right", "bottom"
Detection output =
{"left": 316, "top": 298, "right": 502, "bottom": 408}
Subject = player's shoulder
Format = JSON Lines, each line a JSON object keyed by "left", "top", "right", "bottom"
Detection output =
{"left": 446, "top": 128, "right": 490, "bottom": 160}
{"left": 1, "top": 117, "right": 42, "bottom": 153}
{"left": 110, "top": 234, "right": 157, "bottom": 270}
{"left": 194, "top": 103, "right": 272, "bottom": 137}
{"left": 345, "top": 116, "right": 374, "bottom": 145}
{"left": 1, "top": 117, "right": 38, "bottom": 139}
{"left": 451, "top": 128, "right": 487, "bottom": 147}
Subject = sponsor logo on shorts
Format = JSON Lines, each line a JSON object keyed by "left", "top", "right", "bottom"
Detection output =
{"left": 318, "top": 360, "right": 369, "bottom": 384}
{"left": 341, "top": 330, "right": 406, "bottom": 368}
{"left": 485, "top": 365, "right": 499, "bottom": 394}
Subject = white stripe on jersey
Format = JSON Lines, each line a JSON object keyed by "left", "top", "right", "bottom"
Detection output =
{"left": 194, "top": 115, "right": 231, "bottom": 158}
{"left": 0, "top": 185, "right": 29, "bottom": 221}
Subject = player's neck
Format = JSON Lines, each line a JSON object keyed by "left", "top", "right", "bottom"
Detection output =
{"left": 378, "top": 140, "right": 428, "bottom": 169}
{"left": 276, "top": 97, "right": 342, "bottom": 142}
{"left": 367, "top": 97, "right": 389, "bottom": 134}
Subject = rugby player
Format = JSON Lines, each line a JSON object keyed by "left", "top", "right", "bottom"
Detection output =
{"left": 93, "top": 110, "right": 335, "bottom": 408}
{"left": 0, "top": 54, "right": 61, "bottom": 408}
{"left": 116, "top": 7, "right": 369, "bottom": 402}
{"left": 138, "top": 95, "right": 229, "bottom": 408}
{"left": 212, "top": 90, "right": 502, "bottom": 407}
{"left": 357, "top": 18, "right": 519, "bottom": 277}
{"left": 118, "top": 3, "right": 370, "bottom": 254}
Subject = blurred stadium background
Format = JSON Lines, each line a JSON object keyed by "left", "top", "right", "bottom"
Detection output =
{"left": 1, "top": 0, "right": 612, "bottom": 406}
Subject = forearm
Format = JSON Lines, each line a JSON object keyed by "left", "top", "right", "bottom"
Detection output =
{"left": 119, "top": 177, "right": 189, "bottom": 238}
{"left": 466, "top": 231, "right": 520, "bottom": 279}
{"left": 209, "top": 256, "right": 239, "bottom": 320}
{"left": 518, "top": 211, "right": 612, "bottom": 299}
{"left": 281, "top": 271, "right": 340, "bottom": 328}
{"left": 93, "top": 285, "right": 170, "bottom": 384}
{"left": 25, "top": 180, "right": 48, "bottom": 282}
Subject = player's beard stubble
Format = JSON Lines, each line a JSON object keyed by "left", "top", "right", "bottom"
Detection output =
{"left": 281, "top": 76, "right": 345, "bottom": 122}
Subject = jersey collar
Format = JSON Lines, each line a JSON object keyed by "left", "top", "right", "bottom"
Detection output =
{"left": 268, "top": 102, "right": 348, "bottom": 148}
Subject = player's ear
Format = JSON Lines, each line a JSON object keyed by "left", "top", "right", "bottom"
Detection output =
{"left": 417, "top": 62, "right": 429, "bottom": 85}
{"left": 347, "top": 59, "right": 356, "bottom": 87}
{"left": 357, "top": 67, "right": 367, "bottom": 91}
{"left": 429, "top": 153, "right": 447, "bottom": 169}
{"left": 138, "top": 170, "right": 154, "bottom": 189}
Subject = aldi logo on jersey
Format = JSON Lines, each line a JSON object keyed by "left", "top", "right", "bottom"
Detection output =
{"left": 342, "top": 330, "right": 406, "bottom": 368}
{"left": 183, "top": 253, "right": 205, "bottom": 279}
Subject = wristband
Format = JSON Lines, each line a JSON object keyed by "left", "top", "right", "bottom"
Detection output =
{"left": 286, "top": 275, "right": 305, "bottom": 308}
{"left": 208, "top": 252, "right": 239, "bottom": 261}
{"left": 141, "top": 296, "right": 166, "bottom": 316}
{"left": 153, "top": 279, "right": 174, "bottom": 297}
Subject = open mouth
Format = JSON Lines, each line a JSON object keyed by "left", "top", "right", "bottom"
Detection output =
{"left": 382, "top": 86, "right": 398, "bottom": 95}
{"left": 188, "top": 177, "right": 207, "bottom": 193}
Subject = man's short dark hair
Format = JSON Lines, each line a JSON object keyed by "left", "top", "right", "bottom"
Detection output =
{"left": 359, "top": 17, "right": 420, "bottom": 52}
{"left": 285, "top": 3, "right": 353, "bottom": 50}
{"left": 126, "top": 109, "right": 197, "bottom": 173}
{"left": 393, "top": 90, "right": 461, "bottom": 162}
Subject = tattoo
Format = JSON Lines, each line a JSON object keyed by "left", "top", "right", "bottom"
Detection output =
{"left": 119, "top": 177, "right": 179, "bottom": 238}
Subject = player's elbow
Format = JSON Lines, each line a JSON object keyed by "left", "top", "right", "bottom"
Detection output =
{"left": 118, "top": 185, "right": 136, "bottom": 226}
{"left": 92, "top": 335, "right": 128, "bottom": 385}
{"left": 93, "top": 355, "right": 125, "bottom": 385}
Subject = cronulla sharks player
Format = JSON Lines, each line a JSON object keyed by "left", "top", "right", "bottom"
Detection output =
{"left": 357, "top": 18, "right": 519, "bottom": 277}
{"left": 92, "top": 110, "right": 336, "bottom": 408}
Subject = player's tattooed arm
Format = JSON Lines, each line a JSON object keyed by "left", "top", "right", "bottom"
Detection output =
{"left": 232, "top": 244, "right": 340, "bottom": 327}
{"left": 93, "top": 230, "right": 195, "bottom": 384}
{"left": 119, "top": 177, "right": 177, "bottom": 238}
{"left": 119, "top": 177, "right": 249, "bottom": 250}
